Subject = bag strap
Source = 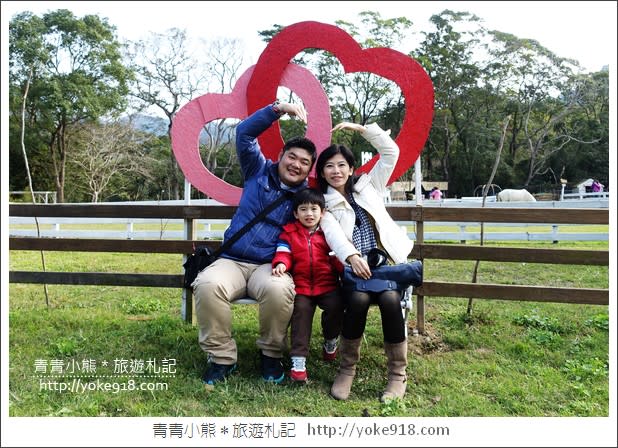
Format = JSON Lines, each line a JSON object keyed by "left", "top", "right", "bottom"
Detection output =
{"left": 211, "top": 189, "right": 295, "bottom": 258}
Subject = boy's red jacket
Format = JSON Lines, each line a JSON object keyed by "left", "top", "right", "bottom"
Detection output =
{"left": 273, "top": 221, "right": 343, "bottom": 296}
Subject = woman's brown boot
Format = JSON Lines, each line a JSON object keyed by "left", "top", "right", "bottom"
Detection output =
{"left": 330, "top": 337, "right": 362, "bottom": 400}
{"left": 380, "top": 340, "right": 408, "bottom": 402}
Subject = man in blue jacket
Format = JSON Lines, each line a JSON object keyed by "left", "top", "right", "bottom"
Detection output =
{"left": 193, "top": 101, "right": 316, "bottom": 386}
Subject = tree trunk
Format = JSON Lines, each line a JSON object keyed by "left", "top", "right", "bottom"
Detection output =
{"left": 58, "top": 124, "right": 68, "bottom": 203}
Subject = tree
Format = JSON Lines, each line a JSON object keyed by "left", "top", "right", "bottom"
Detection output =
{"left": 414, "top": 10, "right": 606, "bottom": 196}
{"left": 415, "top": 10, "right": 495, "bottom": 196}
{"left": 117, "top": 134, "right": 171, "bottom": 202}
{"left": 485, "top": 31, "right": 584, "bottom": 188}
{"left": 330, "top": 11, "right": 413, "bottom": 131}
{"left": 9, "top": 9, "right": 132, "bottom": 202}
{"left": 197, "top": 38, "right": 245, "bottom": 185}
{"left": 127, "top": 31, "right": 248, "bottom": 198}
{"left": 68, "top": 120, "right": 155, "bottom": 202}
{"left": 547, "top": 69, "right": 609, "bottom": 190}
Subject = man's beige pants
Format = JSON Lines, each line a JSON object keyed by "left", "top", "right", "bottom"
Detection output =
{"left": 193, "top": 257, "right": 295, "bottom": 365}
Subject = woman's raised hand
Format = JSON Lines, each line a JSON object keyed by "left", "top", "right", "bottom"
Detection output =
{"left": 331, "top": 122, "right": 367, "bottom": 133}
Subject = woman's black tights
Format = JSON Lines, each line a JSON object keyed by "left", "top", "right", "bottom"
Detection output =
{"left": 341, "top": 290, "right": 405, "bottom": 343}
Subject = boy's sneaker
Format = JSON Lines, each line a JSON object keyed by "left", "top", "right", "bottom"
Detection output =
{"left": 290, "top": 356, "right": 308, "bottom": 383}
{"left": 322, "top": 338, "right": 338, "bottom": 362}
{"left": 202, "top": 362, "right": 237, "bottom": 386}
{"left": 260, "top": 352, "right": 285, "bottom": 384}
{"left": 290, "top": 369, "right": 308, "bottom": 382}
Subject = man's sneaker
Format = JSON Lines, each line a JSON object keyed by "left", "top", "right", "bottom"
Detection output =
{"left": 290, "top": 356, "right": 308, "bottom": 383}
{"left": 202, "top": 362, "right": 237, "bottom": 386}
{"left": 260, "top": 352, "right": 285, "bottom": 384}
{"left": 322, "top": 338, "right": 338, "bottom": 362}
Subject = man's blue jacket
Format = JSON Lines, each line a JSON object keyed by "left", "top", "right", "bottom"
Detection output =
{"left": 221, "top": 104, "right": 307, "bottom": 264}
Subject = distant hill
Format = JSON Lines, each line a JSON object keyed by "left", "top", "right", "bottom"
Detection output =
{"left": 126, "top": 113, "right": 236, "bottom": 145}
{"left": 129, "top": 113, "right": 169, "bottom": 136}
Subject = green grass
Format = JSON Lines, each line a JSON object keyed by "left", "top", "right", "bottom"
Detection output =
{"left": 8, "top": 241, "right": 610, "bottom": 417}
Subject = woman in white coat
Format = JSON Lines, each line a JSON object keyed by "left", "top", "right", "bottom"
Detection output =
{"left": 316, "top": 121, "right": 414, "bottom": 402}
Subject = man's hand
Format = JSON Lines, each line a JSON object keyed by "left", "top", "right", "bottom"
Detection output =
{"left": 278, "top": 102, "right": 307, "bottom": 124}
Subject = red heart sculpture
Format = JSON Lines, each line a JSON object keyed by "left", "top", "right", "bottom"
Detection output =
{"left": 247, "top": 21, "right": 434, "bottom": 184}
{"left": 171, "top": 63, "right": 331, "bottom": 205}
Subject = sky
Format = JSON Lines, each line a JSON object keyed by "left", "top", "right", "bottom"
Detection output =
{"left": 2, "top": 0, "right": 617, "bottom": 73}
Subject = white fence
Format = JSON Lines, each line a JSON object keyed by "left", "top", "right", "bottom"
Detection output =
{"left": 9, "top": 191, "right": 57, "bottom": 204}
{"left": 561, "top": 191, "right": 609, "bottom": 200}
{"left": 9, "top": 197, "right": 609, "bottom": 242}
{"left": 425, "top": 196, "right": 609, "bottom": 208}
{"left": 9, "top": 217, "right": 608, "bottom": 242}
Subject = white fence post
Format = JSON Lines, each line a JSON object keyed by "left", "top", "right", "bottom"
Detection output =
{"left": 414, "top": 159, "right": 424, "bottom": 205}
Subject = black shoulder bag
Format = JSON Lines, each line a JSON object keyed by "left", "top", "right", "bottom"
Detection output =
{"left": 183, "top": 191, "right": 293, "bottom": 289}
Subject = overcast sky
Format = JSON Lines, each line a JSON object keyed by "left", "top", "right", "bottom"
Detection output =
{"left": 3, "top": 0, "right": 616, "bottom": 73}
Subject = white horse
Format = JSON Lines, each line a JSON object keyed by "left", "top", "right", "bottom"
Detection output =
{"left": 496, "top": 189, "right": 537, "bottom": 202}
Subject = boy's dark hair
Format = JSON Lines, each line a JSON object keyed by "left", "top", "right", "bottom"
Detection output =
{"left": 283, "top": 136, "right": 317, "bottom": 168}
{"left": 293, "top": 188, "right": 325, "bottom": 211}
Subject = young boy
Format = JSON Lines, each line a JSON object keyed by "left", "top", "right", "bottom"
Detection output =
{"left": 272, "top": 188, "right": 344, "bottom": 382}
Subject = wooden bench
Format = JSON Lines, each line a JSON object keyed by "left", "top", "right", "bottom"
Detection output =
{"left": 228, "top": 286, "right": 414, "bottom": 337}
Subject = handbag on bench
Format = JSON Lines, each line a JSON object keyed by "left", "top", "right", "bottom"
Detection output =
{"left": 341, "top": 248, "right": 423, "bottom": 293}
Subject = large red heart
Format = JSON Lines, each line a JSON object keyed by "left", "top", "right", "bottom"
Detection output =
{"left": 171, "top": 63, "right": 331, "bottom": 205}
{"left": 247, "top": 21, "right": 434, "bottom": 184}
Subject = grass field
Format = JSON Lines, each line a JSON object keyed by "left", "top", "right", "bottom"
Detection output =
{"left": 7, "top": 241, "right": 610, "bottom": 418}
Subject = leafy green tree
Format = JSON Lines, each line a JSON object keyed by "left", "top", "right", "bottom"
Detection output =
{"left": 256, "top": 11, "right": 609, "bottom": 198}
{"left": 415, "top": 9, "right": 607, "bottom": 197}
{"left": 485, "top": 31, "right": 583, "bottom": 190}
{"left": 8, "top": 13, "right": 54, "bottom": 194}
{"left": 118, "top": 134, "right": 171, "bottom": 201}
{"left": 9, "top": 9, "right": 132, "bottom": 202}
{"left": 547, "top": 69, "right": 609, "bottom": 190}
{"left": 415, "top": 10, "right": 491, "bottom": 196}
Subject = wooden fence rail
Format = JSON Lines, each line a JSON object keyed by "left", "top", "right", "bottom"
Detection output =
{"left": 8, "top": 204, "right": 609, "bottom": 333}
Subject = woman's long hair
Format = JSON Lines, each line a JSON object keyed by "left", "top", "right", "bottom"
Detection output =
{"left": 315, "top": 144, "right": 358, "bottom": 195}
